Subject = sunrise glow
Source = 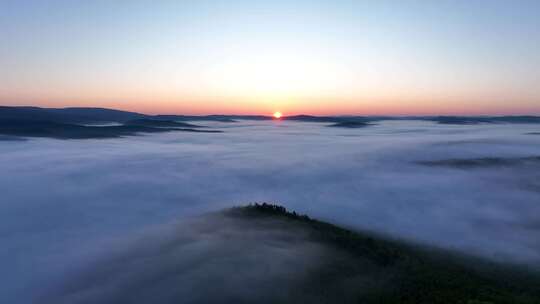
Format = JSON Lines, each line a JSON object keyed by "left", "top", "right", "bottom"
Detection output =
{"left": 273, "top": 112, "right": 282, "bottom": 119}
{"left": 1, "top": 1, "right": 539, "bottom": 115}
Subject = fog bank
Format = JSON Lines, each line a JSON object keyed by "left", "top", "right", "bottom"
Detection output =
{"left": 1, "top": 120, "right": 540, "bottom": 302}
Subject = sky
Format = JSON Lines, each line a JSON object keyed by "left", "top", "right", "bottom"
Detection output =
{"left": 1, "top": 0, "right": 539, "bottom": 115}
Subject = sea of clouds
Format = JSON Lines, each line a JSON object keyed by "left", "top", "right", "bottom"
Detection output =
{"left": 1, "top": 120, "right": 540, "bottom": 303}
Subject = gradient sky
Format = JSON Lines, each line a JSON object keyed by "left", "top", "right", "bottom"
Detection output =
{"left": 1, "top": 0, "right": 539, "bottom": 115}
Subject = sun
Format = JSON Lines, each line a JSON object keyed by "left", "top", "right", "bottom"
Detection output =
{"left": 273, "top": 111, "right": 282, "bottom": 119}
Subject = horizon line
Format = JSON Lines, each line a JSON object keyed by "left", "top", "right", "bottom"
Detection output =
{"left": 3, "top": 104, "right": 540, "bottom": 118}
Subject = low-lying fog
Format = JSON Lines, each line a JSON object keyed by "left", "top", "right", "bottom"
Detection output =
{"left": 1, "top": 120, "right": 540, "bottom": 302}
{"left": 41, "top": 211, "right": 351, "bottom": 304}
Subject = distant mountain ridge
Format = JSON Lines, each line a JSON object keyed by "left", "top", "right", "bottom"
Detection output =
{"left": 1, "top": 106, "right": 540, "bottom": 125}
{"left": 0, "top": 119, "right": 221, "bottom": 139}
{"left": 0, "top": 106, "right": 146, "bottom": 123}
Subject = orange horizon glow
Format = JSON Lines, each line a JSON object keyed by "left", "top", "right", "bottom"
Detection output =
{"left": 2, "top": 95, "right": 539, "bottom": 116}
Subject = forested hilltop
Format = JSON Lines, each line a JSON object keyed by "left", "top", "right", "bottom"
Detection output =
{"left": 46, "top": 203, "right": 540, "bottom": 304}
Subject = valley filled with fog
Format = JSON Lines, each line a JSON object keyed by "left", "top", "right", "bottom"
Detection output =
{"left": 2, "top": 120, "right": 540, "bottom": 303}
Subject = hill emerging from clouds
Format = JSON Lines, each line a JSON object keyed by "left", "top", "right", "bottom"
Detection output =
{"left": 0, "top": 119, "right": 222, "bottom": 139}
{"left": 43, "top": 204, "right": 540, "bottom": 304}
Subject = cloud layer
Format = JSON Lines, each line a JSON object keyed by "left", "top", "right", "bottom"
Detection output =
{"left": 41, "top": 212, "right": 340, "bottom": 304}
{"left": 1, "top": 120, "right": 540, "bottom": 303}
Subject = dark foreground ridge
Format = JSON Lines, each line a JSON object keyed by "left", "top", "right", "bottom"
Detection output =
{"left": 45, "top": 203, "right": 540, "bottom": 304}
{"left": 226, "top": 203, "right": 540, "bottom": 303}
